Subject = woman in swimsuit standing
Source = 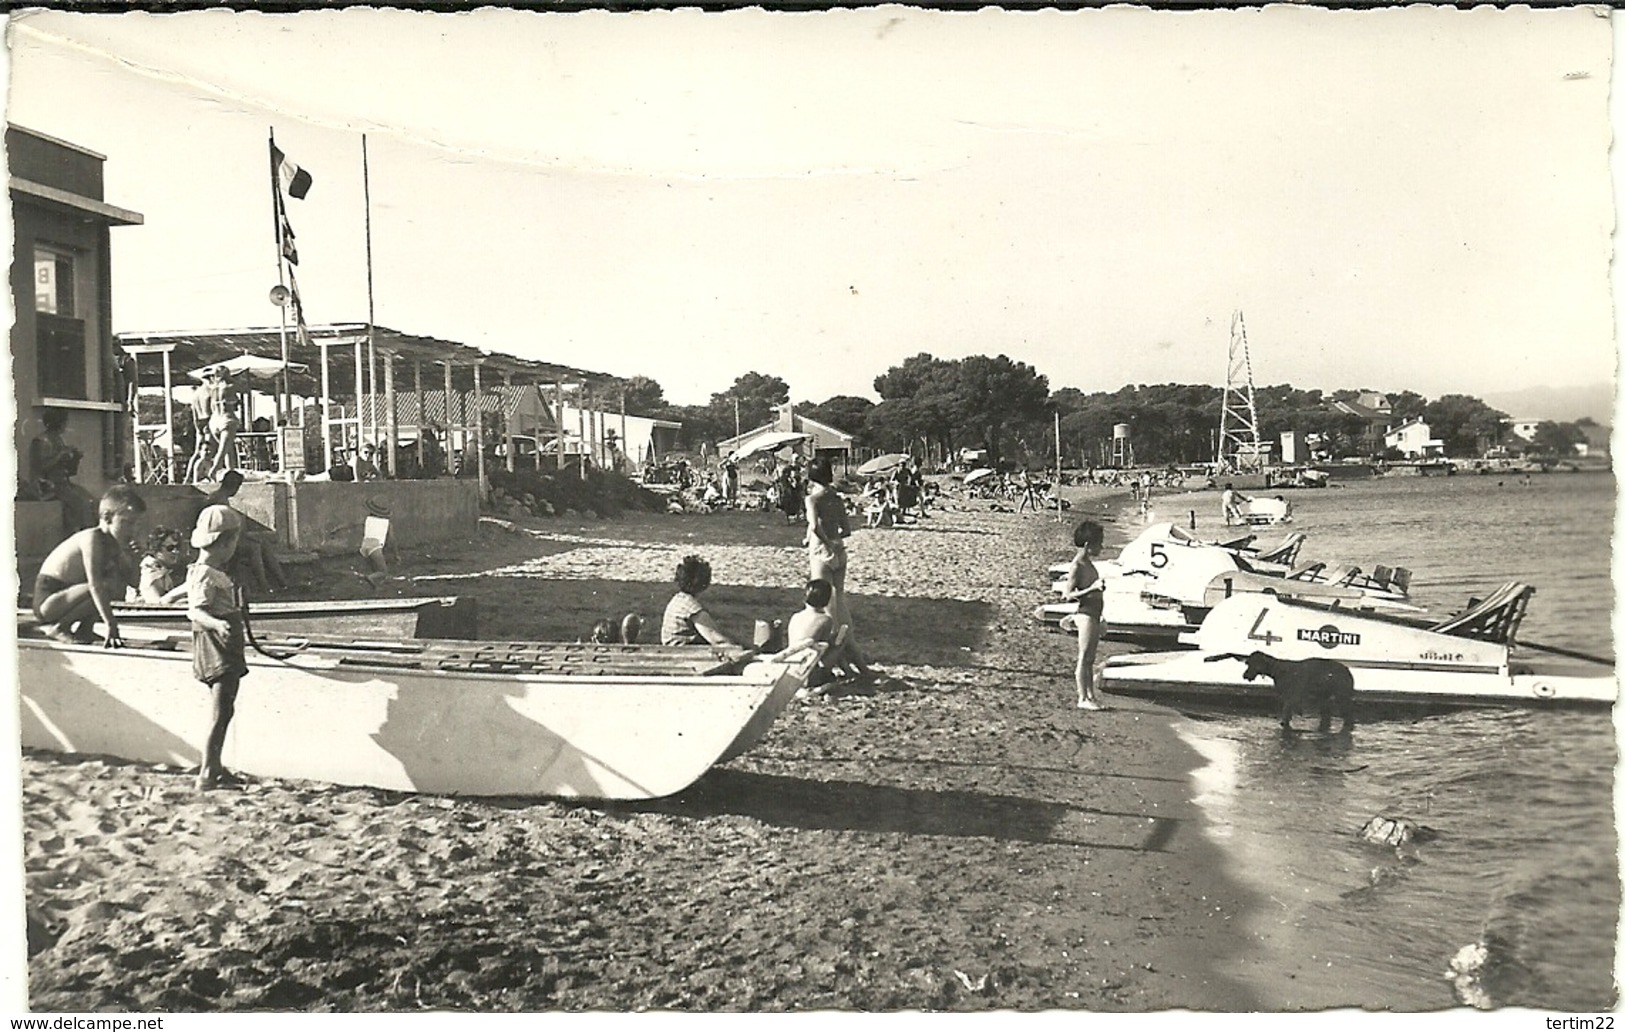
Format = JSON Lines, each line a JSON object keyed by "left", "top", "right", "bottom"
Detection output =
{"left": 1061, "top": 519, "right": 1108, "bottom": 710}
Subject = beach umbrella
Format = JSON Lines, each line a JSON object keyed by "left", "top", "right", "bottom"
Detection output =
{"left": 964, "top": 467, "right": 995, "bottom": 484}
{"left": 733, "top": 431, "right": 811, "bottom": 461}
{"left": 189, "top": 354, "right": 310, "bottom": 382}
{"left": 857, "top": 453, "right": 910, "bottom": 476}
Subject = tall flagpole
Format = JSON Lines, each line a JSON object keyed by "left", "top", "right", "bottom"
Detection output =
{"left": 363, "top": 134, "right": 378, "bottom": 459}
{"left": 269, "top": 127, "right": 291, "bottom": 424}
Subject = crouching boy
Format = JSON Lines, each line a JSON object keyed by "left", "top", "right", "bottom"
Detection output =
{"left": 786, "top": 578, "right": 863, "bottom": 693}
{"left": 187, "top": 504, "right": 249, "bottom": 789}
{"left": 32, "top": 484, "right": 146, "bottom": 646}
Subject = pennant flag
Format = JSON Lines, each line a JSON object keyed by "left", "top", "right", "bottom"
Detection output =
{"left": 288, "top": 269, "right": 311, "bottom": 346}
{"left": 277, "top": 193, "right": 299, "bottom": 266}
{"left": 270, "top": 141, "right": 313, "bottom": 200}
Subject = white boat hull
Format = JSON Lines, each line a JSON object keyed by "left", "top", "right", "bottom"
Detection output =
{"left": 1103, "top": 650, "right": 1615, "bottom": 708}
{"left": 1101, "top": 591, "right": 1615, "bottom": 709}
{"left": 18, "top": 633, "right": 821, "bottom": 800}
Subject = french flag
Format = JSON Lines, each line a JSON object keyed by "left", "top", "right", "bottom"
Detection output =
{"left": 270, "top": 141, "right": 313, "bottom": 200}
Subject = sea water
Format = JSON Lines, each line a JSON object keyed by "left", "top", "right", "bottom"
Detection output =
{"left": 1140, "top": 472, "right": 1618, "bottom": 1011}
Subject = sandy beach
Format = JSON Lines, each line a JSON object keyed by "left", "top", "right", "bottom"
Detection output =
{"left": 18, "top": 482, "right": 1266, "bottom": 1011}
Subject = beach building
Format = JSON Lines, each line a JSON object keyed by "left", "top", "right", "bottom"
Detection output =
{"left": 113, "top": 322, "right": 620, "bottom": 553}
{"left": 718, "top": 403, "right": 858, "bottom": 468}
{"left": 716, "top": 403, "right": 856, "bottom": 468}
{"left": 1384, "top": 418, "right": 1445, "bottom": 459}
{"left": 552, "top": 403, "right": 682, "bottom": 471}
{"left": 10, "top": 124, "right": 144, "bottom": 579}
{"left": 1329, "top": 392, "right": 1396, "bottom": 455}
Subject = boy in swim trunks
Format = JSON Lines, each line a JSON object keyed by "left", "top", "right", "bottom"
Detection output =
{"left": 188, "top": 504, "right": 249, "bottom": 789}
{"left": 786, "top": 578, "right": 862, "bottom": 691}
{"left": 32, "top": 484, "right": 146, "bottom": 646}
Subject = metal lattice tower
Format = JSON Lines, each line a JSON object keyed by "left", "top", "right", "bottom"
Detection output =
{"left": 1218, "top": 310, "right": 1262, "bottom": 473}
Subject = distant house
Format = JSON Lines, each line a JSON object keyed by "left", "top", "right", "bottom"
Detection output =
{"left": 1509, "top": 418, "right": 1542, "bottom": 443}
{"left": 1577, "top": 423, "right": 1611, "bottom": 458}
{"left": 1384, "top": 418, "right": 1444, "bottom": 459}
{"left": 717, "top": 403, "right": 855, "bottom": 467}
{"left": 1329, "top": 392, "right": 1396, "bottom": 455}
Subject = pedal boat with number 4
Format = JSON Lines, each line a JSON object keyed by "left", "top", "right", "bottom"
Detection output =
{"left": 17, "top": 619, "right": 823, "bottom": 800}
{"left": 1101, "top": 582, "right": 1615, "bottom": 710}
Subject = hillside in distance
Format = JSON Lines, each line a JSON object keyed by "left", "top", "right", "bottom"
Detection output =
{"left": 1479, "top": 382, "right": 1616, "bottom": 424}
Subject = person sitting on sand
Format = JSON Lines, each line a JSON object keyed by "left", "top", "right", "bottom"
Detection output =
{"left": 188, "top": 504, "right": 250, "bottom": 789}
{"left": 786, "top": 578, "right": 863, "bottom": 690}
{"left": 660, "top": 555, "right": 740, "bottom": 648}
{"left": 136, "top": 526, "right": 190, "bottom": 604}
{"left": 864, "top": 480, "right": 896, "bottom": 528}
{"left": 32, "top": 484, "right": 146, "bottom": 647}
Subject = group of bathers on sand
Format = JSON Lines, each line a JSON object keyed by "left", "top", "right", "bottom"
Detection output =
{"left": 658, "top": 455, "right": 873, "bottom": 693}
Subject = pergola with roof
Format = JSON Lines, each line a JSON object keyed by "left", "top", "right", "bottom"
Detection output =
{"left": 115, "top": 323, "right": 633, "bottom": 486}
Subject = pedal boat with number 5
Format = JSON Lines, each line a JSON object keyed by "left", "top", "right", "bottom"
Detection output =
{"left": 1101, "top": 582, "right": 1615, "bottom": 710}
{"left": 1037, "top": 521, "right": 1423, "bottom": 645}
{"left": 17, "top": 619, "right": 823, "bottom": 800}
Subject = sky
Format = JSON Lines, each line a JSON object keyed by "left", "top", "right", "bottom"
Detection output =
{"left": 3, "top": 6, "right": 1619, "bottom": 409}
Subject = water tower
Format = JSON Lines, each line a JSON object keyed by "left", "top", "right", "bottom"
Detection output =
{"left": 1112, "top": 422, "right": 1133, "bottom": 468}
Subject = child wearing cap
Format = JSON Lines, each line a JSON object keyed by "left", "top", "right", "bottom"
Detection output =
{"left": 186, "top": 503, "right": 249, "bottom": 789}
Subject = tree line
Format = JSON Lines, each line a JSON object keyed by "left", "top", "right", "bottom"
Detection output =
{"left": 616, "top": 357, "right": 1598, "bottom": 467}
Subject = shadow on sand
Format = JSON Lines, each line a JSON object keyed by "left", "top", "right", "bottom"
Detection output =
{"left": 605, "top": 767, "right": 1184, "bottom": 852}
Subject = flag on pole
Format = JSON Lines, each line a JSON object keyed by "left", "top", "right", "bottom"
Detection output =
{"left": 276, "top": 192, "right": 299, "bottom": 266}
{"left": 270, "top": 142, "right": 314, "bottom": 200}
{"left": 288, "top": 269, "right": 311, "bottom": 347}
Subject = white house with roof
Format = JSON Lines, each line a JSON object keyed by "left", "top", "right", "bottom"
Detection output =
{"left": 1508, "top": 418, "right": 1543, "bottom": 442}
{"left": 1384, "top": 418, "right": 1444, "bottom": 458}
{"left": 716, "top": 403, "right": 855, "bottom": 467}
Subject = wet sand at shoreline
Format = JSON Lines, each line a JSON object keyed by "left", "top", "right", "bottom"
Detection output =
{"left": 17, "top": 483, "right": 1268, "bottom": 1011}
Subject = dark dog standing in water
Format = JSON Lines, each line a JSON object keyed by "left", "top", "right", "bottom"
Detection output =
{"left": 1211, "top": 650, "right": 1357, "bottom": 732}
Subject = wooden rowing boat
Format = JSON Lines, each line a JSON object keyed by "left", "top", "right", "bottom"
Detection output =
{"left": 17, "top": 624, "right": 823, "bottom": 800}
{"left": 110, "top": 595, "right": 479, "bottom": 640}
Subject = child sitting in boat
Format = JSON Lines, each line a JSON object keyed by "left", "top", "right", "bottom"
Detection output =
{"left": 32, "top": 484, "right": 146, "bottom": 646}
{"left": 136, "top": 526, "right": 190, "bottom": 604}
{"left": 786, "top": 578, "right": 862, "bottom": 691}
{"left": 660, "top": 555, "right": 740, "bottom": 648}
{"left": 187, "top": 504, "right": 249, "bottom": 790}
